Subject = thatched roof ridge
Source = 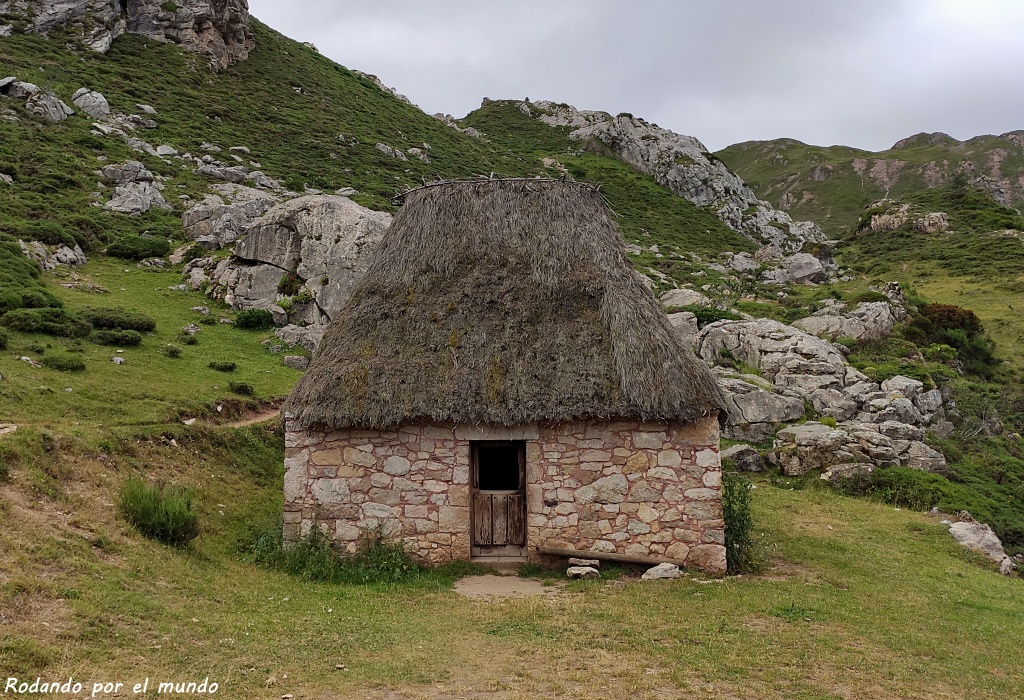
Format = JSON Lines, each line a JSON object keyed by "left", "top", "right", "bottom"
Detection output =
{"left": 285, "top": 179, "right": 725, "bottom": 430}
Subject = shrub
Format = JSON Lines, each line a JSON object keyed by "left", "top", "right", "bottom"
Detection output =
{"left": 90, "top": 329, "right": 143, "bottom": 347}
{"left": 244, "top": 522, "right": 420, "bottom": 584}
{"left": 234, "top": 308, "right": 275, "bottom": 330}
{"left": 851, "top": 291, "right": 889, "bottom": 304}
{"left": 723, "top": 471, "right": 757, "bottom": 574}
{"left": 79, "top": 307, "right": 156, "bottom": 332}
{"left": 668, "top": 304, "right": 743, "bottom": 329}
{"left": 0, "top": 308, "right": 91, "bottom": 337}
{"left": 106, "top": 235, "right": 171, "bottom": 261}
{"left": 0, "top": 327, "right": 7, "bottom": 351}
{"left": 277, "top": 272, "right": 304, "bottom": 296}
{"left": 118, "top": 477, "right": 200, "bottom": 547}
{"left": 924, "top": 343, "right": 958, "bottom": 364}
{"left": 228, "top": 381, "right": 254, "bottom": 396}
{"left": 178, "top": 332, "right": 198, "bottom": 345}
{"left": 41, "top": 353, "right": 86, "bottom": 372}
{"left": 209, "top": 361, "right": 236, "bottom": 372}
{"left": 819, "top": 416, "right": 838, "bottom": 428}
{"left": 162, "top": 343, "right": 182, "bottom": 358}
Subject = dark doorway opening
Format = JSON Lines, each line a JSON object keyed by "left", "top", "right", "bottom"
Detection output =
{"left": 471, "top": 441, "right": 527, "bottom": 558}
{"left": 476, "top": 443, "right": 521, "bottom": 491}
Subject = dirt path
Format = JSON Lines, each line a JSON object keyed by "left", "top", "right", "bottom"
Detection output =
{"left": 221, "top": 407, "right": 281, "bottom": 428}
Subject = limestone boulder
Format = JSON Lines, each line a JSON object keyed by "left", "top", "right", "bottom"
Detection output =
{"left": 769, "top": 422, "right": 853, "bottom": 476}
{"left": 697, "top": 318, "right": 847, "bottom": 382}
{"left": 182, "top": 189, "right": 277, "bottom": 249}
{"left": 71, "top": 88, "right": 109, "bottom": 118}
{"left": 717, "top": 375, "right": 805, "bottom": 441}
{"left": 223, "top": 195, "right": 391, "bottom": 325}
{"left": 104, "top": 181, "right": 170, "bottom": 215}
{"left": 948, "top": 521, "right": 1014, "bottom": 575}
{"left": 720, "top": 444, "right": 764, "bottom": 472}
{"left": 18, "top": 240, "right": 87, "bottom": 271}
{"left": 100, "top": 161, "right": 154, "bottom": 184}
{"left": 661, "top": 288, "right": 712, "bottom": 308}
{"left": 25, "top": 91, "right": 74, "bottom": 121}
{"left": 794, "top": 301, "right": 907, "bottom": 341}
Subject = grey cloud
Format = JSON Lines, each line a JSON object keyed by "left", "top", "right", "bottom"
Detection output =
{"left": 249, "top": 0, "right": 1024, "bottom": 151}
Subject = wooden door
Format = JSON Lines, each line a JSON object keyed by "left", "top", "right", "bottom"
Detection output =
{"left": 470, "top": 441, "right": 527, "bottom": 558}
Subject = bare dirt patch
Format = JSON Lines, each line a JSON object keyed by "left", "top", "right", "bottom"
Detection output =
{"left": 453, "top": 574, "right": 564, "bottom": 600}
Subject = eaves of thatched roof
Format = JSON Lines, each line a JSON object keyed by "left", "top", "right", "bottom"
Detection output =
{"left": 285, "top": 179, "right": 725, "bottom": 430}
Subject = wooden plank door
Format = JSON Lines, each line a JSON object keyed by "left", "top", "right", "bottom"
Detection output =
{"left": 470, "top": 441, "right": 527, "bottom": 557}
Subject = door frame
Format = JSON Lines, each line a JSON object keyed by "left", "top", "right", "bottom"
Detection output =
{"left": 469, "top": 440, "right": 528, "bottom": 559}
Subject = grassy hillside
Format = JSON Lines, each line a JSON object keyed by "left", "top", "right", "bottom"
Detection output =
{"left": 2, "top": 424, "right": 1022, "bottom": 698}
{"left": 717, "top": 133, "right": 1024, "bottom": 238}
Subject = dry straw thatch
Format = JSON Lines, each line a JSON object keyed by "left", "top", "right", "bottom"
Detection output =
{"left": 286, "top": 179, "right": 725, "bottom": 430}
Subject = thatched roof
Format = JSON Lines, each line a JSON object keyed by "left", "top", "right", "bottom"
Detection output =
{"left": 285, "top": 179, "right": 725, "bottom": 430}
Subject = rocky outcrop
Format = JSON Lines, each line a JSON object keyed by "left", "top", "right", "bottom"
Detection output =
{"left": 528, "top": 100, "right": 825, "bottom": 253}
{"left": 947, "top": 518, "right": 1014, "bottom": 576}
{"left": 182, "top": 185, "right": 278, "bottom": 249}
{"left": 18, "top": 239, "right": 87, "bottom": 270}
{"left": 99, "top": 160, "right": 169, "bottom": 214}
{"left": 25, "top": 91, "right": 74, "bottom": 121}
{"left": 71, "top": 88, "right": 110, "bottom": 118}
{"left": 185, "top": 195, "right": 390, "bottom": 338}
{"left": 695, "top": 317, "right": 949, "bottom": 475}
{"left": 0, "top": 0, "right": 253, "bottom": 69}
{"left": 769, "top": 420, "right": 947, "bottom": 476}
{"left": 794, "top": 299, "right": 908, "bottom": 341}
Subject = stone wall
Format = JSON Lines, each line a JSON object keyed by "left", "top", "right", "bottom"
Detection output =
{"left": 283, "top": 416, "right": 725, "bottom": 573}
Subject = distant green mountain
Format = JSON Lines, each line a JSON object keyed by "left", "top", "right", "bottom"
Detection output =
{"left": 717, "top": 132, "right": 1024, "bottom": 238}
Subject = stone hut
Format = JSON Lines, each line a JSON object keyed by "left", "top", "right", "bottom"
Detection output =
{"left": 282, "top": 179, "right": 728, "bottom": 572}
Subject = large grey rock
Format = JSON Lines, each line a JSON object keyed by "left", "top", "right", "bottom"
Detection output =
{"left": 275, "top": 324, "right": 326, "bottom": 354}
{"left": 948, "top": 521, "right": 1014, "bottom": 575}
{"left": 641, "top": 563, "right": 682, "bottom": 580}
{"left": 720, "top": 444, "right": 764, "bottom": 472}
{"left": 104, "top": 181, "right": 171, "bottom": 215}
{"left": 18, "top": 240, "right": 87, "bottom": 270}
{"left": 1, "top": 1, "right": 253, "bottom": 68}
{"left": 182, "top": 190, "right": 276, "bottom": 249}
{"left": 661, "top": 288, "right": 712, "bottom": 308}
{"left": 770, "top": 422, "right": 852, "bottom": 476}
{"left": 881, "top": 375, "right": 924, "bottom": 399}
{"left": 794, "top": 301, "right": 908, "bottom": 341}
{"left": 666, "top": 311, "right": 698, "bottom": 347}
{"left": 566, "top": 566, "right": 600, "bottom": 580}
{"left": 195, "top": 163, "right": 248, "bottom": 183}
{"left": 697, "top": 318, "right": 847, "bottom": 382}
{"left": 71, "top": 88, "right": 109, "bottom": 118}
{"left": 1, "top": 79, "right": 39, "bottom": 98}
{"left": 531, "top": 100, "right": 824, "bottom": 253}
{"left": 224, "top": 195, "right": 390, "bottom": 324}
{"left": 820, "top": 463, "right": 874, "bottom": 484}
{"left": 100, "top": 161, "right": 154, "bottom": 184}
{"left": 25, "top": 91, "right": 74, "bottom": 121}
{"left": 901, "top": 441, "right": 947, "bottom": 472}
{"left": 717, "top": 375, "right": 805, "bottom": 440}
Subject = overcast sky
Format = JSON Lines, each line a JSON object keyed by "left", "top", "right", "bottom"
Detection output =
{"left": 247, "top": 0, "right": 1024, "bottom": 153}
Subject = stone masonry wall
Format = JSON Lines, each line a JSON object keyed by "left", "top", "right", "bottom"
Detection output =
{"left": 283, "top": 416, "right": 725, "bottom": 573}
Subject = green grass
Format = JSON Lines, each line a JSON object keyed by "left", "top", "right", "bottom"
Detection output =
{"left": 2, "top": 430, "right": 1022, "bottom": 698}
{"left": 717, "top": 134, "right": 1024, "bottom": 238}
{"left": 0, "top": 256, "right": 302, "bottom": 430}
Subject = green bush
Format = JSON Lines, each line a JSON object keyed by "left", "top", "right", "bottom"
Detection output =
{"left": 278, "top": 272, "right": 304, "bottom": 296}
{"left": 41, "top": 353, "right": 86, "bottom": 372}
{"left": 234, "top": 308, "right": 275, "bottom": 330}
{"left": 178, "top": 332, "right": 198, "bottom": 345}
{"left": 90, "top": 329, "right": 143, "bottom": 347}
{"left": 79, "top": 307, "right": 156, "bottom": 332}
{"left": 0, "top": 308, "right": 91, "bottom": 337}
{"left": 118, "top": 477, "right": 200, "bottom": 547}
{"left": 723, "top": 471, "right": 757, "bottom": 574}
{"left": 162, "top": 343, "right": 182, "bottom": 358}
{"left": 0, "top": 327, "right": 7, "bottom": 350}
{"left": 665, "top": 304, "right": 743, "bottom": 329}
{"left": 244, "top": 522, "right": 420, "bottom": 584}
{"left": 209, "top": 361, "right": 236, "bottom": 372}
{"left": 851, "top": 291, "right": 890, "bottom": 304}
{"left": 228, "top": 381, "right": 254, "bottom": 396}
{"left": 105, "top": 235, "right": 171, "bottom": 261}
